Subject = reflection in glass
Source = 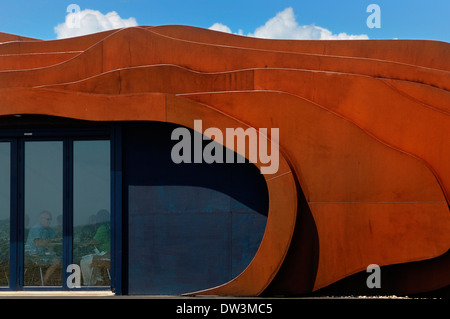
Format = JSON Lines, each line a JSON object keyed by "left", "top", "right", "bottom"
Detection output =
{"left": 0, "top": 143, "right": 10, "bottom": 287}
{"left": 24, "top": 141, "right": 63, "bottom": 286}
{"left": 73, "top": 141, "right": 110, "bottom": 286}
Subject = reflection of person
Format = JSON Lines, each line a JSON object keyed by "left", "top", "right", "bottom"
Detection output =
{"left": 25, "top": 211, "right": 56, "bottom": 255}
{"left": 80, "top": 209, "right": 110, "bottom": 286}
{"left": 25, "top": 210, "right": 61, "bottom": 285}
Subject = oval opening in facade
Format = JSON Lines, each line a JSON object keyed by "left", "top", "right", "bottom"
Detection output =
{"left": 123, "top": 121, "right": 269, "bottom": 295}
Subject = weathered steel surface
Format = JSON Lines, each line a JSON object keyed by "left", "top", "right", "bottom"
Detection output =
{"left": 0, "top": 26, "right": 449, "bottom": 295}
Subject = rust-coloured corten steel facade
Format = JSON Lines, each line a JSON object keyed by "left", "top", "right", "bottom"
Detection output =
{"left": 0, "top": 25, "right": 449, "bottom": 296}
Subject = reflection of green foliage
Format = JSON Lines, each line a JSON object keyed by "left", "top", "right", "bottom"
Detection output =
{"left": 73, "top": 224, "right": 99, "bottom": 263}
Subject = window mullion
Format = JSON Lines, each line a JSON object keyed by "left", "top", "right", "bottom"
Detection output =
{"left": 62, "top": 138, "right": 73, "bottom": 289}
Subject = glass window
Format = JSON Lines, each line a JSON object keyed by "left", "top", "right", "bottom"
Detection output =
{"left": 0, "top": 143, "right": 10, "bottom": 287}
{"left": 73, "top": 140, "right": 110, "bottom": 286}
{"left": 24, "top": 141, "right": 63, "bottom": 286}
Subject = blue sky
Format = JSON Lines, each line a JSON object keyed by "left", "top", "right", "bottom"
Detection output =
{"left": 0, "top": 0, "right": 449, "bottom": 42}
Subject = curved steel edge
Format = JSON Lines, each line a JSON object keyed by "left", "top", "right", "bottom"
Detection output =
{"left": 0, "top": 89, "right": 299, "bottom": 296}
{"left": 166, "top": 94, "right": 299, "bottom": 296}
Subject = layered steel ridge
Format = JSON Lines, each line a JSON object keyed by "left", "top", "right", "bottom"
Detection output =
{"left": 0, "top": 26, "right": 449, "bottom": 296}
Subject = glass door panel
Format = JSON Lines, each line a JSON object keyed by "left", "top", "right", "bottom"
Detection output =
{"left": 0, "top": 132, "right": 112, "bottom": 291}
{"left": 24, "top": 141, "right": 63, "bottom": 286}
{"left": 73, "top": 140, "right": 110, "bottom": 286}
{"left": 0, "top": 143, "right": 10, "bottom": 287}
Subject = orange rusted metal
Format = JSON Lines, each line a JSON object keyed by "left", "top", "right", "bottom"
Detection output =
{"left": 0, "top": 26, "right": 449, "bottom": 296}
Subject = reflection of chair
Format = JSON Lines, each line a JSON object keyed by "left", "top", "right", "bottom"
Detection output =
{"left": 24, "top": 255, "right": 44, "bottom": 286}
{"left": 0, "top": 239, "right": 10, "bottom": 286}
{"left": 0, "top": 260, "right": 9, "bottom": 286}
{"left": 89, "top": 258, "right": 110, "bottom": 285}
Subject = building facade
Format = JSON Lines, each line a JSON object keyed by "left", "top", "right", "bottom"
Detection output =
{"left": 0, "top": 26, "right": 449, "bottom": 296}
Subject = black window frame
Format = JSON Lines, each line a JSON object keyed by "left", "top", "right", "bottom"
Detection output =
{"left": 0, "top": 117, "right": 121, "bottom": 293}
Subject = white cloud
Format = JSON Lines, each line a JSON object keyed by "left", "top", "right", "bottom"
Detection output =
{"left": 209, "top": 7, "right": 368, "bottom": 40}
{"left": 209, "top": 22, "right": 244, "bottom": 36}
{"left": 209, "top": 23, "right": 233, "bottom": 34}
{"left": 54, "top": 9, "right": 138, "bottom": 39}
